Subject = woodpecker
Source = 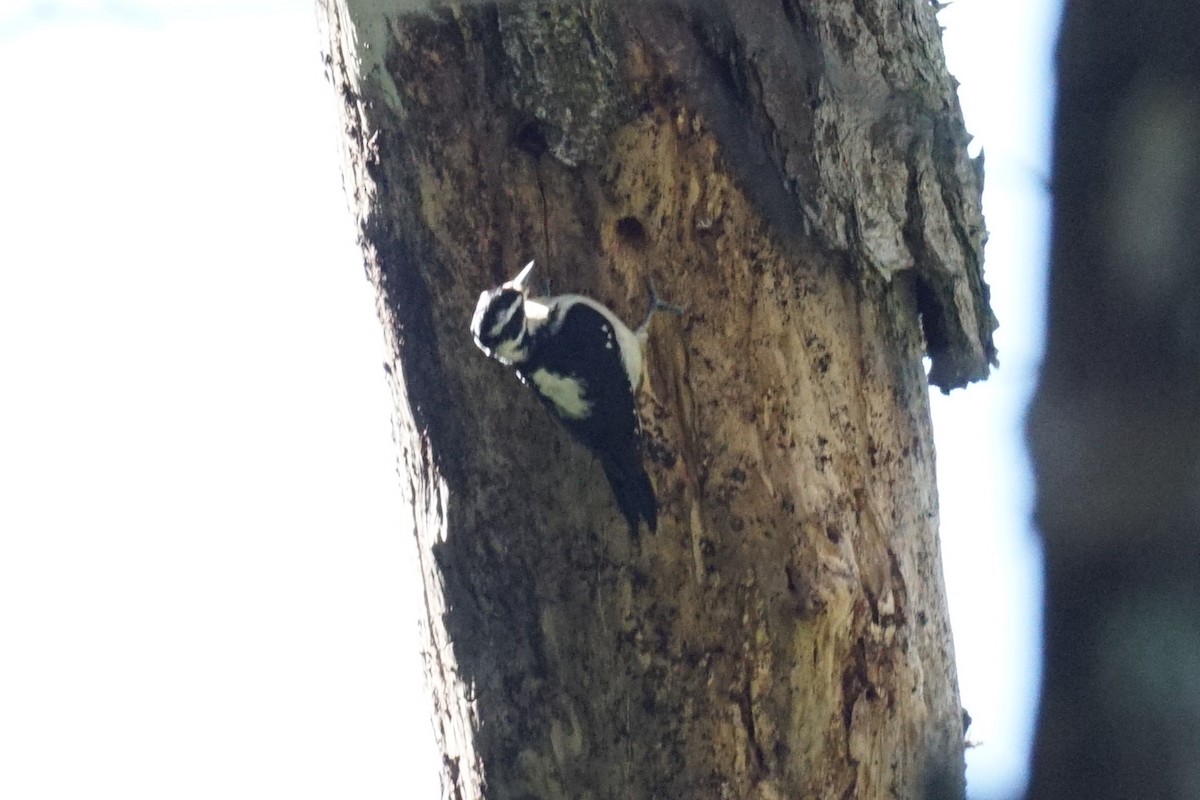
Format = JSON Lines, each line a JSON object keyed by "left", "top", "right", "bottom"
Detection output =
{"left": 471, "top": 260, "right": 676, "bottom": 536}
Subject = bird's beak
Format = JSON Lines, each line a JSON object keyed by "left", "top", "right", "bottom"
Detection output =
{"left": 506, "top": 260, "right": 535, "bottom": 293}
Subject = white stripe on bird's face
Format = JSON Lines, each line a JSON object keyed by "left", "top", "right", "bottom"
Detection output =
{"left": 530, "top": 368, "right": 591, "bottom": 419}
{"left": 494, "top": 332, "right": 529, "bottom": 364}
{"left": 488, "top": 293, "right": 524, "bottom": 339}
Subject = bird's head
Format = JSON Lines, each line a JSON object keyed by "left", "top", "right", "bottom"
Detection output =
{"left": 471, "top": 260, "right": 535, "bottom": 364}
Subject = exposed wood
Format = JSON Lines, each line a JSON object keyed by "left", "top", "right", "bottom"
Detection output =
{"left": 317, "top": 1, "right": 991, "bottom": 797}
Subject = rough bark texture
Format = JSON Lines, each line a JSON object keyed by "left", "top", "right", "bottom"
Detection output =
{"left": 316, "top": 1, "right": 992, "bottom": 798}
{"left": 1026, "top": 2, "right": 1200, "bottom": 799}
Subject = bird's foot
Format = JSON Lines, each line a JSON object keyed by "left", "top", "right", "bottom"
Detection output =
{"left": 636, "top": 278, "right": 684, "bottom": 341}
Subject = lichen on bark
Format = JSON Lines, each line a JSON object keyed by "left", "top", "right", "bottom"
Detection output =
{"left": 497, "top": 0, "right": 634, "bottom": 165}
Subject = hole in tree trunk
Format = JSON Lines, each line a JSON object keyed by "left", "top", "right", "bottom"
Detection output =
{"left": 615, "top": 216, "right": 648, "bottom": 249}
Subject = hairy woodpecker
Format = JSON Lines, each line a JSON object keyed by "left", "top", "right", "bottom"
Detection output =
{"left": 471, "top": 260, "right": 674, "bottom": 536}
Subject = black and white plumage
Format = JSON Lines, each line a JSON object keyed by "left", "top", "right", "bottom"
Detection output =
{"left": 471, "top": 260, "right": 662, "bottom": 536}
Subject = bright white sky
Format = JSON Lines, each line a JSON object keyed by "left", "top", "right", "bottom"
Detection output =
{"left": 0, "top": 2, "right": 1057, "bottom": 798}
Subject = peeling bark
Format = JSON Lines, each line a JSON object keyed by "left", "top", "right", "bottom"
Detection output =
{"left": 316, "top": 1, "right": 989, "bottom": 798}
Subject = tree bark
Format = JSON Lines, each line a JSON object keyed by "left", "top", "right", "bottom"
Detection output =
{"left": 316, "top": 1, "right": 992, "bottom": 798}
{"left": 1025, "top": 2, "right": 1200, "bottom": 798}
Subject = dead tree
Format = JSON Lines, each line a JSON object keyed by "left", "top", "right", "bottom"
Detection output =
{"left": 317, "top": 1, "right": 993, "bottom": 797}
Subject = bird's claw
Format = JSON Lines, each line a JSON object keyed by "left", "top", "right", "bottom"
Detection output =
{"left": 637, "top": 278, "right": 684, "bottom": 338}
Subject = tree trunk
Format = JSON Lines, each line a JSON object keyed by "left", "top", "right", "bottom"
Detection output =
{"left": 1025, "top": 2, "right": 1200, "bottom": 798}
{"left": 316, "top": 1, "right": 992, "bottom": 798}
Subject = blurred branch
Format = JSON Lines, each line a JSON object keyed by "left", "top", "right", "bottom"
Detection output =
{"left": 1026, "top": 1, "right": 1200, "bottom": 798}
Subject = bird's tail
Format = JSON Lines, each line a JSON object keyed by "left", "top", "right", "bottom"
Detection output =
{"left": 600, "top": 456, "right": 658, "bottom": 537}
